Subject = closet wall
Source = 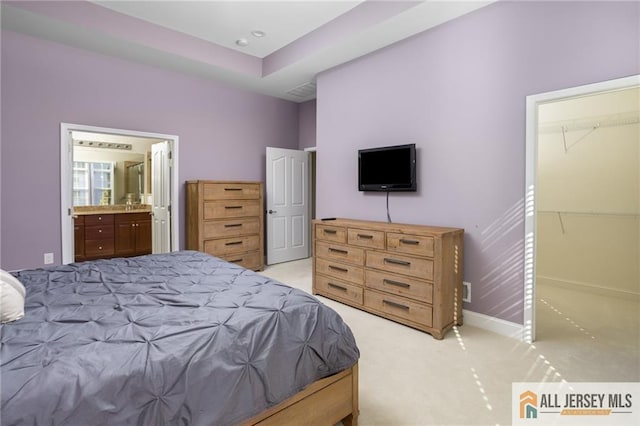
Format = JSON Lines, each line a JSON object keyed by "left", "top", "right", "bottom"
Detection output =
{"left": 536, "top": 87, "right": 640, "bottom": 296}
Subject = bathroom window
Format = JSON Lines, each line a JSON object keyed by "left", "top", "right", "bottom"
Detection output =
{"left": 73, "top": 161, "right": 114, "bottom": 206}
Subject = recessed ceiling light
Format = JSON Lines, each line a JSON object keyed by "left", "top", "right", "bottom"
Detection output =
{"left": 235, "top": 38, "right": 249, "bottom": 47}
{"left": 251, "top": 30, "right": 266, "bottom": 38}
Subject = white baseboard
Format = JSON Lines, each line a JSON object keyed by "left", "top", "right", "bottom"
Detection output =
{"left": 537, "top": 275, "right": 640, "bottom": 301}
{"left": 463, "top": 309, "right": 523, "bottom": 340}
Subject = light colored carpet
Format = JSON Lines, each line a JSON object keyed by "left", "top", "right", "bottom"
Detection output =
{"left": 260, "top": 258, "right": 640, "bottom": 425}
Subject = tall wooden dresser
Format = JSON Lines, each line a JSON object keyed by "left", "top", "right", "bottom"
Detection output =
{"left": 313, "top": 218, "right": 464, "bottom": 339}
{"left": 186, "top": 180, "right": 264, "bottom": 271}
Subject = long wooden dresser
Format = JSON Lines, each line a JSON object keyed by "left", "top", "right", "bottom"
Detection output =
{"left": 312, "top": 218, "right": 464, "bottom": 339}
{"left": 186, "top": 180, "right": 264, "bottom": 271}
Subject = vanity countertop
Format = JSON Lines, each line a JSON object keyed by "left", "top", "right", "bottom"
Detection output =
{"left": 73, "top": 205, "right": 152, "bottom": 216}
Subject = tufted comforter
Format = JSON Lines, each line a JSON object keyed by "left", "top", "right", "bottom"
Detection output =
{"left": 0, "top": 251, "right": 359, "bottom": 425}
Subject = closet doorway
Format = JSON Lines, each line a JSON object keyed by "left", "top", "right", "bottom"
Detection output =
{"left": 60, "top": 123, "right": 180, "bottom": 264}
{"left": 524, "top": 75, "right": 640, "bottom": 345}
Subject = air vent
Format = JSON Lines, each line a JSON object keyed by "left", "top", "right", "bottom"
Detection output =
{"left": 286, "top": 81, "right": 316, "bottom": 99}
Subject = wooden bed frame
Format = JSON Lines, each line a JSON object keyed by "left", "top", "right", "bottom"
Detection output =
{"left": 241, "top": 363, "right": 359, "bottom": 426}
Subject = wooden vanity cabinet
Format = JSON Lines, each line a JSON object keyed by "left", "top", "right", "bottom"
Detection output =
{"left": 115, "top": 212, "right": 152, "bottom": 257}
{"left": 74, "top": 212, "right": 151, "bottom": 262}
{"left": 83, "top": 214, "right": 115, "bottom": 259}
{"left": 74, "top": 215, "right": 86, "bottom": 262}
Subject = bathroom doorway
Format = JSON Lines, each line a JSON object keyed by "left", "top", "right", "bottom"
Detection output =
{"left": 60, "top": 123, "right": 180, "bottom": 264}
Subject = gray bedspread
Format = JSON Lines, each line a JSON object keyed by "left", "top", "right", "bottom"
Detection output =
{"left": 0, "top": 251, "right": 359, "bottom": 425}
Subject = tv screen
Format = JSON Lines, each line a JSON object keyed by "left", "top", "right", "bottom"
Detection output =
{"left": 358, "top": 144, "right": 416, "bottom": 192}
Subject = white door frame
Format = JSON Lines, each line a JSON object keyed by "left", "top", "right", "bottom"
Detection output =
{"left": 60, "top": 123, "right": 180, "bottom": 264}
{"left": 523, "top": 74, "right": 639, "bottom": 343}
{"left": 304, "top": 146, "right": 317, "bottom": 243}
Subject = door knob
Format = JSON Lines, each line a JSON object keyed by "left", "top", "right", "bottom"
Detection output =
{"left": 268, "top": 209, "right": 277, "bottom": 214}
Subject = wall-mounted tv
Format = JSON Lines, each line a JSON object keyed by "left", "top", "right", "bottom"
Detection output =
{"left": 358, "top": 143, "right": 416, "bottom": 192}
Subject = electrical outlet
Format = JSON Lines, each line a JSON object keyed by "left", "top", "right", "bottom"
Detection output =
{"left": 462, "top": 281, "right": 471, "bottom": 303}
{"left": 44, "top": 252, "right": 54, "bottom": 265}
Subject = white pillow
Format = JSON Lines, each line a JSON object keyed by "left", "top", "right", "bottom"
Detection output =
{"left": 1, "top": 269, "right": 25, "bottom": 324}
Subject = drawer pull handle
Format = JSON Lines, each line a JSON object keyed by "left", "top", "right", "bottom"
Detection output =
{"left": 383, "top": 279, "right": 410, "bottom": 289}
{"left": 384, "top": 258, "right": 411, "bottom": 267}
{"left": 329, "top": 265, "right": 348, "bottom": 273}
{"left": 225, "top": 241, "right": 243, "bottom": 246}
{"left": 357, "top": 234, "right": 373, "bottom": 239}
{"left": 225, "top": 206, "right": 243, "bottom": 209}
{"left": 383, "top": 299, "right": 410, "bottom": 310}
{"left": 400, "top": 239, "right": 419, "bottom": 245}
{"left": 329, "top": 248, "right": 348, "bottom": 255}
{"left": 99, "top": 229, "right": 102, "bottom": 233}
{"left": 229, "top": 258, "right": 243, "bottom": 263}
{"left": 323, "top": 229, "right": 337, "bottom": 234}
{"left": 224, "top": 188, "right": 242, "bottom": 191}
{"left": 328, "top": 283, "right": 347, "bottom": 292}
{"left": 224, "top": 223, "right": 243, "bottom": 228}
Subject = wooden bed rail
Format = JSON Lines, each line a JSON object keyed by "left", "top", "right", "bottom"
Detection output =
{"left": 240, "top": 363, "right": 359, "bottom": 426}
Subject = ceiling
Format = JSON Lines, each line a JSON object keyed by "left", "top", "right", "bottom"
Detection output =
{"left": 1, "top": 1, "right": 494, "bottom": 102}
{"left": 94, "top": 1, "right": 365, "bottom": 59}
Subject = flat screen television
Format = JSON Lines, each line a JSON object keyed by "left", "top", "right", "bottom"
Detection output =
{"left": 358, "top": 143, "right": 416, "bottom": 192}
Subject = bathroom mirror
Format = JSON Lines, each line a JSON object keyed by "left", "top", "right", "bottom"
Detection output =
{"left": 72, "top": 132, "right": 154, "bottom": 206}
{"left": 124, "top": 161, "right": 145, "bottom": 204}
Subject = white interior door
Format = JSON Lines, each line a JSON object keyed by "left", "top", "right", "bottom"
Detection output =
{"left": 266, "top": 147, "right": 310, "bottom": 265}
{"left": 152, "top": 141, "right": 171, "bottom": 253}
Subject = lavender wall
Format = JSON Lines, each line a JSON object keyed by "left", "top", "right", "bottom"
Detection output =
{"left": 1, "top": 30, "right": 299, "bottom": 271}
{"left": 298, "top": 100, "right": 317, "bottom": 150}
{"left": 316, "top": 1, "right": 639, "bottom": 324}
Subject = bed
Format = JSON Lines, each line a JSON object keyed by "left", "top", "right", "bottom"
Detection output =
{"left": 0, "top": 251, "right": 360, "bottom": 425}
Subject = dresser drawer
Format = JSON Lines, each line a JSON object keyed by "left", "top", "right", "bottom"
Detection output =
{"left": 315, "top": 241, "right": 364, "bottom": 265}
{"left": 387, "top": 233, "right": 434, "bottom": 257}
{"left": 315, "top": 275, "right": 363, "bottom": 305}
{"left": 203, "top": 200, "right": 261, "bottom": 219}
{"left": 115, "top": 212, "right": 151, "bottom": 223}
{"left": 202, "top": 217, "right": 260, "bottom": 239}
{"left": 85, "top": 239, "right": 115, "bottom": 257}
{"left": 365, "top": 290, "right": 433, "bottom": 327}
{"left": 84, "top": 214, "right": 114, "bottom": 226}
{"left": 203, "top": 183, "right": 260, "bottom": 200}
{"left": 347, "top": 228, "right": 385, "bottom": 249}
{"left": 365, "top": 269, "right": 433, "bottom": 303}
{"left": 220, "top": 251, "right": 262, "bottom": 271}
{"left": 366, "top": 251, "right": 433, "bottom": 280}
{"left": 85, "top": 225, "right": 114, "bottom": 240}
{"left": 315, "top": 258, "right": 363, "bottom": 285}
{"left": 204, "top": 235, "right": 260, "bottom": 255}
{"left": 315, "top": 225, "right": 347, "bottom": 243}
